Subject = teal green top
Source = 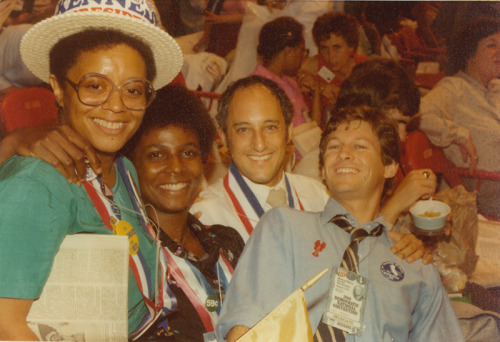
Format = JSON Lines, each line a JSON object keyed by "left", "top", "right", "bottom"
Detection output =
{"left": 0, "top": 156, "right": 157, "bottom": 336}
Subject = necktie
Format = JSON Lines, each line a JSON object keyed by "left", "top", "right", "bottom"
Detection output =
{"left": 266, "top": 188, "right": 287, "bottom": 208}
{"left": 314, "top": 215, "right": 384, "bottom": 342}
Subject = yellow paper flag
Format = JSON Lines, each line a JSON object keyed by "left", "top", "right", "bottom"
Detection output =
{"left": 237, "top": 268, "right": 328, "bottom": 342}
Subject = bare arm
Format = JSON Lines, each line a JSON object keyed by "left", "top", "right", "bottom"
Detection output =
{"left": 383, "top": 169, "right": 437, "bottom": 264}
{"left": 226, "top": 325, "right": 250, "bottom": 342}
{"left": 297, "top": 70, "right": 322, "bottom": 125}
{"left": 382, "top": 169, "right": 437, "bottom": 225}
{"left": 0, "top": 125, "right": 101, "bottom": 185}
{"left": 0, "top": 298, "right": 38, "bottom": 341}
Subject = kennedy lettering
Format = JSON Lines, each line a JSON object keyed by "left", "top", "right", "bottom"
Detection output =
{"left": 58, "top": 0, "right": 157, "bottom": 25}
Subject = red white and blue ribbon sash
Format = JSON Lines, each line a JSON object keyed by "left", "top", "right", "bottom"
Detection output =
{"left": 116, "top": 159, "right": 179, "bottom": 338}
{"left": 223, "top": 162, "right": 304, "bottom": 238}
{"left": 161, "top": 247, "right": 234, "bottom": 332}
{"left": 144, "top": 218, "right": 235, "bottom": 333}
{"left": 83, "top": 157, "right": 175, "bottom": 340}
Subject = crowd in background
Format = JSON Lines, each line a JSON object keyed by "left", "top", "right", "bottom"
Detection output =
{"left": 0, "top": 1, "right": 499, "bottom": 341}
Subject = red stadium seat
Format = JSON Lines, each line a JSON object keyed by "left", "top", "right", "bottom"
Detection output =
{"left": 1, "top": 87, "right": 58, "bottom": 135}
{"left": 191, "top": 90, "right": 221, "bottom": 112}
{"left": 402, "top": 130, "right": 500, "bottom": 220}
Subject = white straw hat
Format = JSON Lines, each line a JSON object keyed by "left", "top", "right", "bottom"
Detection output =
{"left": 20, "top": 0, "right": 183, "bottom": 89}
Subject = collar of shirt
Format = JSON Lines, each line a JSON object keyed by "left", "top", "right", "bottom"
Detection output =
{"left": 240, "top": 172, "right": 288, "bottom": 211}
{"left": 320, "top": 197, "right": 390, "bottom": 233}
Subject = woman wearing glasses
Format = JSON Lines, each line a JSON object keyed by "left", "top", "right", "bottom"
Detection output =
{"left": 0, "top": 0, "right": 182, "bottom": 340}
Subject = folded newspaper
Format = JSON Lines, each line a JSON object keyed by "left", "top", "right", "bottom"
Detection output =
{"left": 27, "top": 234, "right": 129, "bottom": 341}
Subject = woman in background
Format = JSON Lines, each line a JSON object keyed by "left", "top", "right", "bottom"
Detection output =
{"left": 419, "top": 17, "right": 500, "bottom": 218}
{"left": 249, "top": 16, "right": 318, "bottom": 163}
{"left": 299, "top": 12, "right": 369, "bottom": 129}
{"left": 250, "top": 16, "right": 311, "bottom": 129}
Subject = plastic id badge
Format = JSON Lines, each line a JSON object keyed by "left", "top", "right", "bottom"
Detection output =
{"left": 317, "top": 66, "right": 335, "bottom": 83}
{"left": 321, "top": 267, "right": 368, "bottom": 336}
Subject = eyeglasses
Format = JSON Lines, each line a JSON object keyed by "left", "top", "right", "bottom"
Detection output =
{"left": 64, "top": 73, "right": 156, "bottom": 110}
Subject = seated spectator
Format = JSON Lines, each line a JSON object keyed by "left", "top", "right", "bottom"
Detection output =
{"left": 215, "top": 105, "right": 464, "bottom": 342}
{"left": 249, "top": 16, "right": 321, "bottom": 163}
{"left": 299, "top": 12, "right": 369, "bottom": 128}
{"left": 123, "top": 85, "right": 244, "bottom": 341}
{"left": 250, "top": 16, "right": 311, "bottom": 129}
{"left": 419, "top": 17, "right": 500, "bottom": 218}
{"left": 214, "top": 1, "right": 334, "bottom": 95}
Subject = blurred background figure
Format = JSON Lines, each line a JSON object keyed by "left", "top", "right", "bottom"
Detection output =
{"left": 419, "top": 17, "right": 500, "bottom": 219}
{"left": 299, "top": 12, "right": 369, "bottom": 129}
{"left": 0, "top": 0, "right": 55, "bottom": 103}
{"left": 249, "top": 16, "right": 315, "bottom": 163}
{"left": 251, "top": 16, "right": 310, "bottom": 128}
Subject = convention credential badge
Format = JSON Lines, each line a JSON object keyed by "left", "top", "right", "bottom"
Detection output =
{"left": 322, "top": 267, "right": 368, "bottom": 336}
{"left": 318, "top": 65, "right": 335, "bottom": 83}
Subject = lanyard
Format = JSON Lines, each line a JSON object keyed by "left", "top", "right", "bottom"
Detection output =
{"left": 160, "top": 245, "right": 234, "bottom": 332}
{"left": 223, "top": 162, "right": 304, "bottom": 236}
{"left": 83, "top": 157, "right": 172, "bottom": 340}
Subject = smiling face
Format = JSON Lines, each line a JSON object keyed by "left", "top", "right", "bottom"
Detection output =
{"left": 321, "top": 120, "right": 397, "bottom": 203}
{"left": 50, "top": 44, "right": 147, "bottom": 154}
{"left": 132, "top": 126, "right": 203, "bottom": 214}
{"left": 221, "top": 84, "right": 292, "bottom": 187}
{"left": 319, "top": 33, "right": 354, "bottom": 73}
{"left": 466, "top": 32, "right": 500, "bottom": 85}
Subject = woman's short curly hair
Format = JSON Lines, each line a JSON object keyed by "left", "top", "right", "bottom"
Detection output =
{"left": 312, "top": 12, "right": 360, "bottom": 49}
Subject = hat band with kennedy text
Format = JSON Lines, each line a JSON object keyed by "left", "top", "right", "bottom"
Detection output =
{"left": 55, "top": 0, "right": 159, "bottom": 26}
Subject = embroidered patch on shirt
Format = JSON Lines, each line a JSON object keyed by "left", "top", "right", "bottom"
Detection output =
{"left": 380, "top": 261, "right": 405, "bottom": 281}
{"left": 312, "top": 240, "right": 326, "bottom": 257}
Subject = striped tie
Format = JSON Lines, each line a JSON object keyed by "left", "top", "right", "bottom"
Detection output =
{"left": 313, "top": 215, "right": 384, "bottom": 342}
